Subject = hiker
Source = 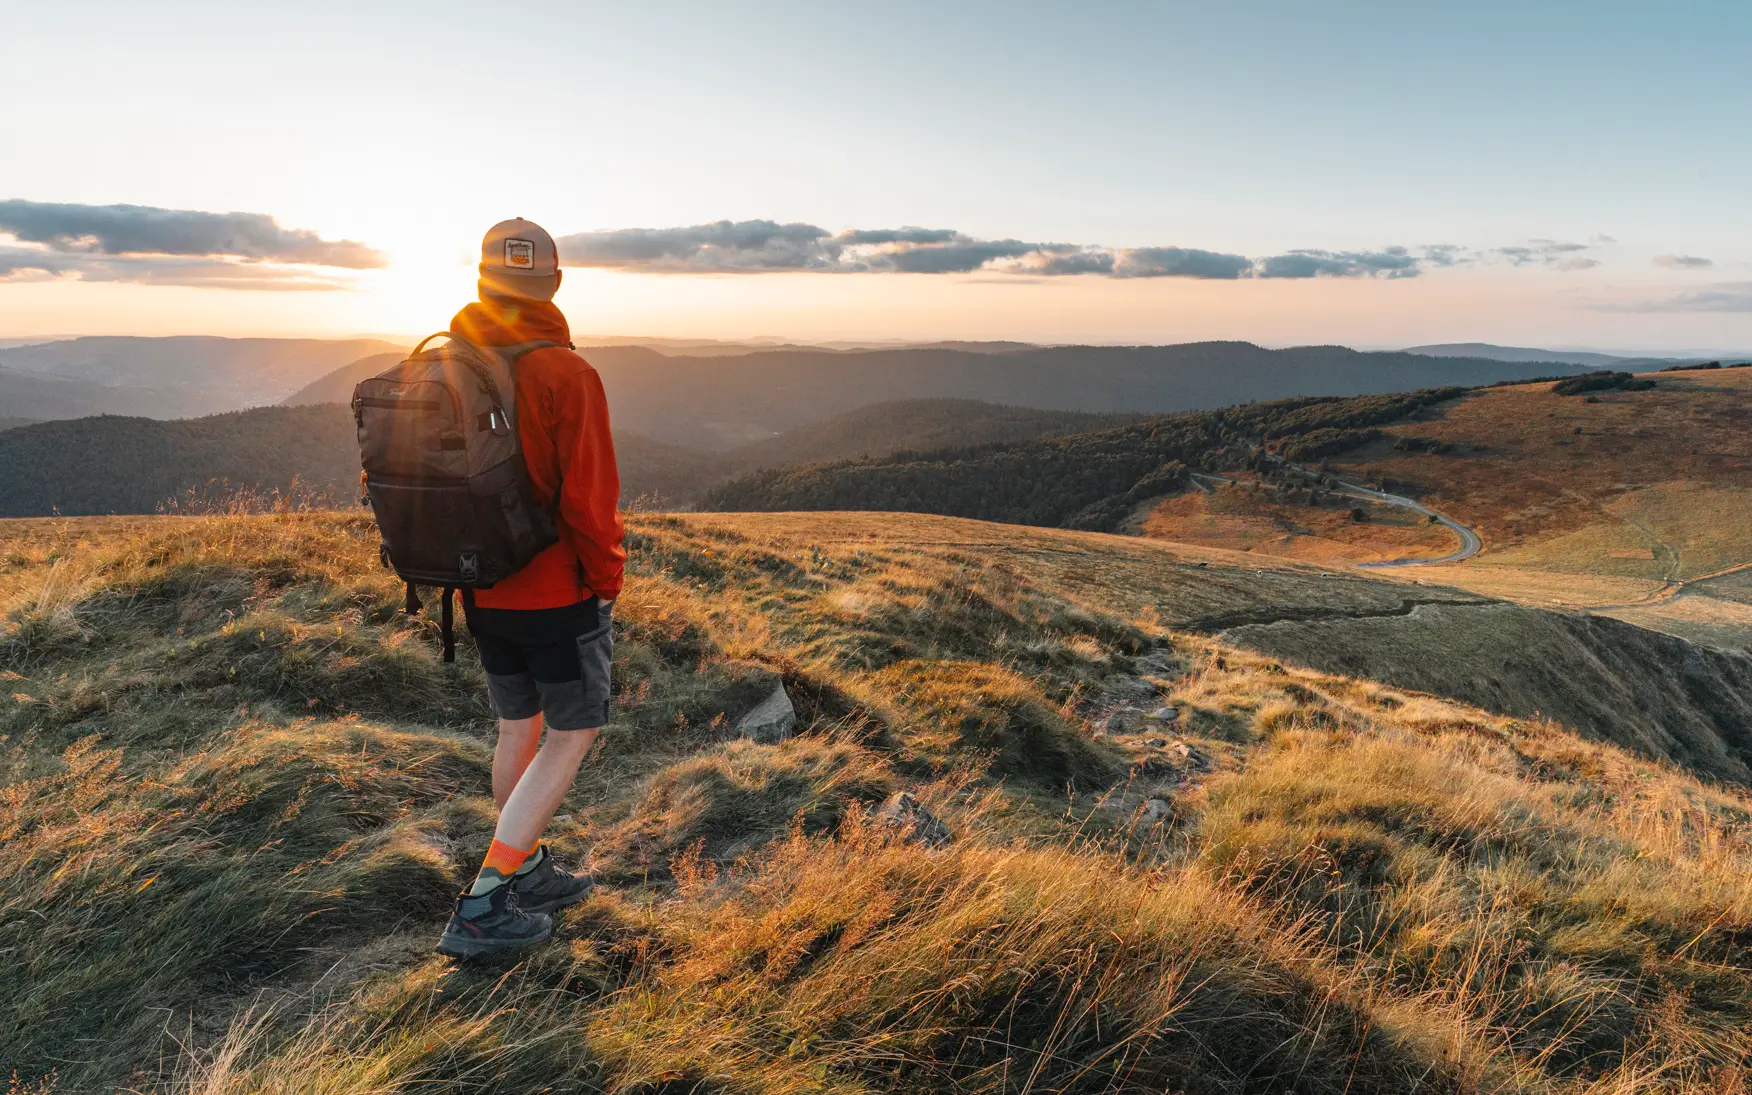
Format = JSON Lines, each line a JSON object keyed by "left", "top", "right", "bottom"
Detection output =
{"left": 431, "top": 218, "right": 626, "bottom": 957}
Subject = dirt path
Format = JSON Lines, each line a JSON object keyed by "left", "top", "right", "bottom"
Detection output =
{"left": 1590, "top": 558, "right": 1752, "bottom": 609}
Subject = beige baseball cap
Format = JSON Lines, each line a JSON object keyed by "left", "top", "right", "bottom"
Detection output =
{"left": 479, "top": 217, "right": 560, "bottom": 300}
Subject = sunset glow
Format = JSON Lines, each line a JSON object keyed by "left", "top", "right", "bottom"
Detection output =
{"left": 3, "top": 1, "right": 1750, "bottom": 352}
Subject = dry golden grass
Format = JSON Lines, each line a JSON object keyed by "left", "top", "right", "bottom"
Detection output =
{"left": 1140, "top": 477, "right": 1457, "bottom": 565}
{"left": 1112, "top": 371, "right": 1752, "bottom": 650}
{"left": 1330, "top": 370, "right": 1752, "bottom": 557}
{"left": 3, "top": 511, "right": 1752, "bottom": 1092}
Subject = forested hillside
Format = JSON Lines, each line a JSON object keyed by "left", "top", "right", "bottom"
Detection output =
{"left": 0, "top": 407, "right": 362, "bottom": 515}
{"left": 0, "top": 408, "right": 716, "bottom": 516}
{"left": 723, "top": 399, "right": 1143, "bottom": 471}
{"left": 0, "top": 398, "right": 1137, "bottom": 516}
{"left": 594, "top": 343, "right": 1574, "bottom": 448}
{"left": 706, "top": 389, "right": 1462, "bottom": 530}
{"left": 0, "top": 364, "right": 177, "bottom": 419}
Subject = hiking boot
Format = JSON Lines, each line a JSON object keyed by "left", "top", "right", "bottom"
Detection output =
{"left": 434, "top": 883, "right": 552, "bottom": 959}
{"left": 509, "top": 845, "right": 595, "bottom": 915}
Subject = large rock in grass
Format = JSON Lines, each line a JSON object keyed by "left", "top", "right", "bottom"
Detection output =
{"left": 708, "top": 660, "right": 798, "bottom": 743}
{"left": 875, "top": 791, "right": 953, "bottom": 848}
{"left": 734, "top": 681, "right": 797, "bottom": 744}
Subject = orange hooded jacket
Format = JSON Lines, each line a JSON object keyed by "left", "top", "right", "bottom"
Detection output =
{"left": 449, "top": 291, "right": 626, "bottom": 608}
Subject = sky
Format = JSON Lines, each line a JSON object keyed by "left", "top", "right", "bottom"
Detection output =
{"left": 3, "top": 0, "right": 1750, "bottom": 351}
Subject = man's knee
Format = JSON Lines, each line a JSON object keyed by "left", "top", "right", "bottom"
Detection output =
{"left": 544, "top": 725, "right": 601, "bottom": 760}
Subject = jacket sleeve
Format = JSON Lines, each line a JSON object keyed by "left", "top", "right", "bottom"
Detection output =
{"left": 551, "top": 364, "right": 626, "bottom": 601}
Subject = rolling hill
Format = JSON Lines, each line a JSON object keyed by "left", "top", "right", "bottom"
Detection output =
{"left": 1126, "top": 366, "right": 1752, "bottom": 650}
{"left": 3, "top": 509, "right": 1750, "bottom": 1090}
{"left": 289, "top": 341, "right": 1581, "bottom": 450}
{"left": 720, "top": 398, "right": 1144, "bottom": 472}
{"left": 0, "top": 331, "right": 401, "bottom": 411}
{"left": 279, "top": 351, "right": 406, "bottom": 405}
{"left": 704, "top": 388, "right": 1465, "bottom": 529}
{"left": 0, "top": 408, "right": 713, "bottom": 517}
{"left": 0, "top": 336, "right": 402, "bottom": 418}
{"left": 1402, "top": 342, "right": 1682, "bottom": 368}
{"left": 0, "top": 398, "right": 1132, "bottom": 516}
{"left": 0, "top": 406, "right": 364, "bottom": 516}
{"left": 704, "top": 367, "right": 1752, "bottom": 652}
{"left": 0, "top": 363, "right": 179, "bottom": 419}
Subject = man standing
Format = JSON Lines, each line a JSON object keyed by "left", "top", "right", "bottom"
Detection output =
{"left": 435, "top": 218, "right": 626, "bottom": 958}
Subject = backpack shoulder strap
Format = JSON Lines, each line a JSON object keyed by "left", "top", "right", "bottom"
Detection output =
{"left": 496, "top": 339, "right": 563, "bottom": 362}
{"left": 409, "top": 331, "right": 459, "bottom": 356}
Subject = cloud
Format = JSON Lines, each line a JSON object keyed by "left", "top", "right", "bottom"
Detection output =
{"left": 0, "top": 199, "right": 384, "bottom": 268}
{"left": 560, "top": 220, "right": 1304, "bottom": 280}
{"left": 1255, "top": 247, "right": 1422, "bottom": 280}
{"left": 1654, "top": 253, "right": 1713, "bottom": 269}
{"left": 555, "top": 219, "right": 842, "bottom": 273}
{"left": 834, "top": 226, "right": 959, "bottom": 246}
{"left": 0, "top": 199, "right": 384, "bottom": 290}
{"left": 0, "top": 246, "right": 355, "bottom": 290}
{"left": 1113, "top": 247, "right": 1253, "bottom": 279}
{"left": 1496, "top": 239, "right": 1594, "bottom": 268}
{"left": 1605, "top": 282, "right": 1752, "bottom": 313}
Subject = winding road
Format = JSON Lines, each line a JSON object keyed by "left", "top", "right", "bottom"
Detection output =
{"left": 1338, "top": 481, "right": 1483, "bottom": 568}
{"left": 1190, "top": 466, "right": 1484, "bottom": 569}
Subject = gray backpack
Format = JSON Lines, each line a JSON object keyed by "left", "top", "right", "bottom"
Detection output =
{"left": 352, "top": 332, "right": 561, "bottom": 660}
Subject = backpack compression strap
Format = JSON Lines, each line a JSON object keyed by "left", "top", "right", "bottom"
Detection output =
{"left": 402, "top": 583, "right": 461, "bottom": 664}
{"left": 439, "top": 586, "right": 456, "bottom": 664}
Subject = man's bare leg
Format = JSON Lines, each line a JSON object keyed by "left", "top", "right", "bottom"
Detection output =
{"left": 493, "top": 714, "right": 543, "bottom": 808}
{"left": 492, "top": 727, "right": 600, "bottom": 851}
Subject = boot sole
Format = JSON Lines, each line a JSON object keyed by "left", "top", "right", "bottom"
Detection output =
{"left": 434, "top": 919, "right": 553, "bottom": 959}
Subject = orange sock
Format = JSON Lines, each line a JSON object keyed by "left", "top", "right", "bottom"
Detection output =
{"left": 468, "top": 838, "right": 533, "bottom": 895}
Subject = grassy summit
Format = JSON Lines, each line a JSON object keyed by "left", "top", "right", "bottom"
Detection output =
{"left": 3, "top": 512, "right": 1750, "bottom": 1092}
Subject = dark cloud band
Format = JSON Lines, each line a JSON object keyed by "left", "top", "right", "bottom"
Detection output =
{"left": 557, "top": 221, "right": 1266, "bottom": 279}
{"left": 0, "top": 199, "right": 384, "bottom": 289}
{"left": 0, "top": 199, "right": 384, "bottom": 268}
{"left": 555, "top": 222, "right": 1598, "bottom": 281}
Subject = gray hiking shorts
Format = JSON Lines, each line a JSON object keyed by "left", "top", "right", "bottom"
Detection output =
{"left": 467, "top": 599, "right": 613, "bottom": 732}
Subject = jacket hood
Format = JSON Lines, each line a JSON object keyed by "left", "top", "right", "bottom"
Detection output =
{"left": 449, "top": 290, "right": 571, "bottom": 349}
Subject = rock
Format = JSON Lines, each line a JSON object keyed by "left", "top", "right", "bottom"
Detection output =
{"left": 1146, "top": 738, "right": 1168, "bottom": 748}
{"left": 1147, "top": 706, "right": 1180, "bottom": 722}
{"left": 1141, "top": 797, "right": 1173, "bottom": 823}
{"left": 1167, "top": 740, "right": 1211, "bottom": 770}
{"left": 875, "top": 791, "right": 953, "bottom": 848}
{"left": 1105, "top": 714, "right": 1131, "bottom": 734}
{"left": 733, "top": 682, "right": 797, "bottom": 743}
{"left": 1130, "top": 758, "right": 1184, "bottom": 779}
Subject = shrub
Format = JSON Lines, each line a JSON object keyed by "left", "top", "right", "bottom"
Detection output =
{"left": 1552, "top": 371, "right": 1656, "bottom": 396}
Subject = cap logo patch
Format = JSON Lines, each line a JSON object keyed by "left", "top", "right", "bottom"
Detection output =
{"left": 504, "top": 238, "right": 535, "bottom": 270}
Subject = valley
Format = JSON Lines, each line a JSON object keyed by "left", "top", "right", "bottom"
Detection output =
{"left": 1154, "top": 367, "right": 1752, "bottom": 649}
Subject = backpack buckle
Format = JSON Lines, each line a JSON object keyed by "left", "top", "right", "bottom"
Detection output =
{"left": 458, "top": 553, "right": 479, "bottom": 582}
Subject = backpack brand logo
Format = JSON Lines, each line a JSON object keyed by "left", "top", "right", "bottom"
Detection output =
{"left": 504, "top": 238, "right": 535, "bottom": 269}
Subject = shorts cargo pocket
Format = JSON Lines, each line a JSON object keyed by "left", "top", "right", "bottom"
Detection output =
{"left": 575, "top": 621, "right": 614, "bottom": 720}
